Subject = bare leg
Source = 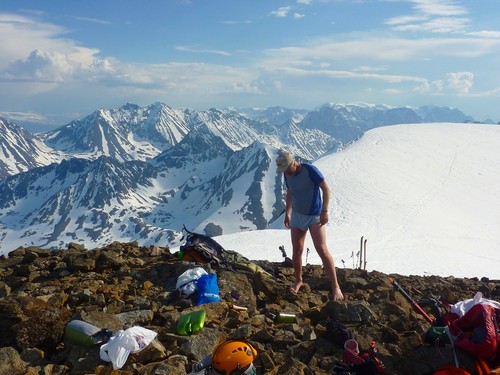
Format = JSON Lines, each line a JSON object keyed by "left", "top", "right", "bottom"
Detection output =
{"left": 290, "top": 227, "right": 306, "bottom": 293}
{"left": 309, "top": 223, "right": 344, "bottom": 301}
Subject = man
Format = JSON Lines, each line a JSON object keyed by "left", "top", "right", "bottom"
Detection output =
{"left": 276, "top": 151, "right": 344, "bottom": 301}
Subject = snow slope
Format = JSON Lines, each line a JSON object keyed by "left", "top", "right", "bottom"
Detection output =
{"left": 213, "top": 123, "right": 500, "bottom": 280}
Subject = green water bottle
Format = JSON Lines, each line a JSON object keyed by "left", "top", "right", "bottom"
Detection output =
{"left": 65, "top": 320, "right": 101, "bottom": 347}
{"left": 273, "top": 312, "right": 297, "bottom": 324}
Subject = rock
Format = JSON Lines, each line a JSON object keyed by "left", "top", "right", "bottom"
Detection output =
{"left": 0, "top": 346, "right": 26, "bottom": 375}
{"left": 0, "top": 241, "right": 498, "bottom": 374}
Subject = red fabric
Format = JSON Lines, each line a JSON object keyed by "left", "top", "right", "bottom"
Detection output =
{"left": 434, "top": 365, "right": 472, "bottom": 374}
{"left": 449, "top": 304, "right": 498, "bottom": 361}
{"left": 342, "top": 349, "right": 365, "bottom": 365}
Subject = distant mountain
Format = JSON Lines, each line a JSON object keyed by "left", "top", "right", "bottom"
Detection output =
{"left": 299, "top": 103, "right": 436, "bottom": 143}
{"left": 39, "top": 102, "right": 191, "bottom": 162}
{"left": 0, "top": 118, "right": 65, "bottom": 179}
{"left": 235, "top": 106, "right": 309, "bottom": 124}
{"left": 414, "top": 105, "right": 474, "bottom": 123}
{"left": 0, "top": 102, "right": 483, "bottom": 254}
{"left": 0, "top": 128, "right": 285, "bottom": 251}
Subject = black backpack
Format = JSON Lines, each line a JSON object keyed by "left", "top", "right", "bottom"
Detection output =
{"left": 326, "top": 320, "right": 354, "bottom": 346}
{"left": 333, "top": 360, "right": 378, "bottom": 375}
{"left": 178, "top": 225, "right": 227, "bottom": 267}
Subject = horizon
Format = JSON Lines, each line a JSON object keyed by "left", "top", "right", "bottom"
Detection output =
{"left": 1, "top": 0, "right": 500, "bottom": 129}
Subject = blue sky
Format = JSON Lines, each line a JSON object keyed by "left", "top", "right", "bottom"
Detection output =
{"left": 1, "top": 0, "right": 500, "bottom": 128}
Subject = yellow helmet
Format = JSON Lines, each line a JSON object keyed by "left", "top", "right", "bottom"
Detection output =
{"left": 212, "top": 340, "right": 257, "bottom": 375}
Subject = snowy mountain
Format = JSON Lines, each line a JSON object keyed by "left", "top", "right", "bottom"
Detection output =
{"left": 0, "top": 102, "right": 484, "bottom": 256}
{"left": 39, "top": 103, "right": 191, "bottom": 162}
{"left": 214, "top": 122, "right": 500, "bottom": 280}
{"left": 0, "top": 118, "right": 65, "bottom": 179}
{"left": 301, "top": 103, "right": 422, "bottom": 143}
{"left": 0, "top": 129, "right": 285, "bottom": 251}
{"left": 235, "top": 106, "right": 309, "bottom": 125}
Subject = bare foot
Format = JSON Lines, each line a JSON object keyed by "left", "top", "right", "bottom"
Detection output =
{"left": 290, "top": 280, "right": 303, "bottom": 294}
{"left": 333, "top": 286, "right": 344, "bottom": 301}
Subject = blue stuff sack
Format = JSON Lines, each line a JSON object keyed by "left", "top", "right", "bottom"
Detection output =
{"left": 196, "top": 273, "right": 221, "bottom": 305}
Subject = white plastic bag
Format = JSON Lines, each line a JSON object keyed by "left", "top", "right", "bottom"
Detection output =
{"left": 99, "top": 326, "right": 157, "bottom": 370}
{"left": 176, "top": 267, "right": 207, "bottom": 296}
{"left": 450, "top": 292, "right": 500, "bottom": 317}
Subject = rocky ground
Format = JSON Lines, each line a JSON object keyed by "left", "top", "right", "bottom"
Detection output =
{"left": 0, "top": 241, "right": 498, "bottom": 375}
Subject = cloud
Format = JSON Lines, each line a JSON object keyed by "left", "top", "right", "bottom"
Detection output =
{"left": 223, "top": 20, "right": 253, "bottom": 25}
{"left": 270, "top": 6, "right": 292, "bottom": 17}
{"left": 392, "top": 17, "right": 468, "bottom": 33}
{"left": 353, "top": 65, "right": 389, "bottom": 72}
{"left": 387, "top": 0, "right": 469, "bottom": 34}
{"left": 385, "top": 15, "right": 429, "bottom": 25}
{"left": 467, "top": 30, "right": 500, "bottom": 39}
{"left": 269, "top": 65, "right": 428, "bottom": 85}
{"left": 175, "top": 45, "right": 231, "bottom": 56}
{"left": 261, "top": 35, "right": 500, "bottom": 66}
{"left": 414, "top": 71, "right": 475, "bottom": 96}
{"left": 411, "top": 0, "right": 467, "bottom": 17}
{"left": 293, "top": 13, "right": 305, "bottom": 19}
{"left": 72, "top": 16, "right": 111, "bottom": 25}
{"left": 446, "top": 71, "right": 473, "bottom": 95}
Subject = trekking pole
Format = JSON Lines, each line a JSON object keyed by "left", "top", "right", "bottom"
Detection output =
{"left": 388, "top": 277, "right": 434, "bottom": 325}
{"left": 359, "top": 236, "right": 363, "bottom": 269}
{"left": 363, "top": 238, "right": 367, "bottom": 271}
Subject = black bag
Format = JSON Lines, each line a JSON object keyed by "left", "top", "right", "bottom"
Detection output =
{"left": 178, "top": 225, "right": 226, "bottom": 266}
{"left": 326, "top": 321, "right": 354, "bottom": 346}
{"left": 333, "top": 359, "right": 378, "bottom": 375}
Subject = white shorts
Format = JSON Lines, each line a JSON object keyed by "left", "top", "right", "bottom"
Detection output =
{"left": 290, "top": 211, "right": 320, "bottom": 231}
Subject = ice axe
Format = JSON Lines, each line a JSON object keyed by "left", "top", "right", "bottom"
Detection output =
{"left": 389, "top": 277, "right": 434, "bottom": 325}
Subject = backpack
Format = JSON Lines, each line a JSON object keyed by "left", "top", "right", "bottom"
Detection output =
{"left": 178, "top": 226, "right": 267, "bottom": 273}
{"left": 358, "top": 341, "right": 385, "bottom": 374}
{"left": 178, "top": 225, "right": 226, "bottom": 267}
{"left": 433, "top": 365, "right": 472, "bottom": 375}
{"left": 326, "top": 321, "right": 354, "bottom": 346}
{"left": 333, "top": 360, "right": 378, "bottom": 375}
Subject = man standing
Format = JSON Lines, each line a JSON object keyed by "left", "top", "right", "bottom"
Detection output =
{"left": 276, "top": 151, "right": 344, "bottom": 301}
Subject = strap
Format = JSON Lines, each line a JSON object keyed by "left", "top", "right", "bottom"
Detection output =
{"left": 475, "top": 357, "right": 491, "bottom": 375}
{"left": 445, "top": 326, "right": 460, "bottom": 368}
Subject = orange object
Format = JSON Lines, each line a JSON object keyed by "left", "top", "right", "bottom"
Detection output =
{"left": 212, "top": 340, "right": 257, "bottom": 375}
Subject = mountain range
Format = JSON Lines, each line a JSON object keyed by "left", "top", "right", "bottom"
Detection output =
{"left": 0, "top": 102, "right": 476, "bottom": 255}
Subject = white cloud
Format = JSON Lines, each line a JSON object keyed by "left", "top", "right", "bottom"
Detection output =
{"left": 293, "top": 13, "right": 305, "bottom": 19}
{"left": 387, "top": 0, "right": 469, "bottom": 34}
{"left": 382, "top": 88, "right": 403, "bottom": 94}
{"left": 261, "top": 35, "right": 500, "bottom": 66}
{"left": 446, "top": 71, "right": 473, "bottom": 95}
{"left": 467, "top": 30, "right": 500, "bottom": 39}
{"left": 411, "top": 0, "right": 467, "bottom": 17}
{"left": 175, "top": 45, "right": 232, "bottom": 56}
{"left": 392, "top": 17, "right": 469, "bottom": 33}
{"left": 72, "top": 16, "right": 111, "bottom": 25}
{"left": 385, "top": 15, "right": 429, "bottom": 25}
{"left": 353, "top": 65, "right": 389, "bottom": 72}
{"left": 270, "top": 6, "right": 292, "bottom": 17}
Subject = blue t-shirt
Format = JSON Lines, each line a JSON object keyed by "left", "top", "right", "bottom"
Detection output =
{"left": 285, "top": 164, "right": 324, "bottom": 215}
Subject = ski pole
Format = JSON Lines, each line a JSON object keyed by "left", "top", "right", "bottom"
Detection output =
{"left": 389, "top": 277, "right": 434, "bottom": 325}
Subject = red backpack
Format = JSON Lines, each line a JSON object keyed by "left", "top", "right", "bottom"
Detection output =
{"left": 434, "top": 365, "right": 471, "bottom": 375}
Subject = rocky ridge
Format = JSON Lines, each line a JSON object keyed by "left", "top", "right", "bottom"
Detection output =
{"left": 0, "top": 242, "right": 498, "bottom": 375}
